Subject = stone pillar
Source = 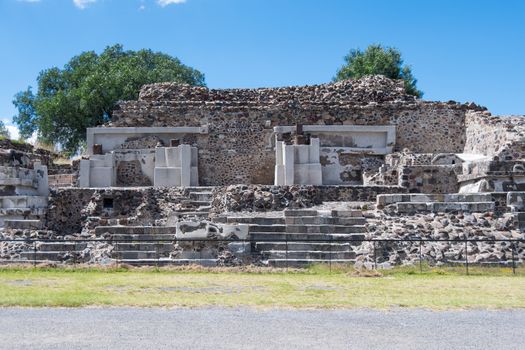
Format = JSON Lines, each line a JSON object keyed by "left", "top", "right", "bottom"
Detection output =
{"left": 33, "top": 162, "right": 49, "bottom": 196}
{"left": 78, "top": 154, "right": 116, "bottom": 188}
{"left": 283, "top": 144, "right": 295, "bottom": 185}
{"left": 274, "top": 137, "right": 322, "bottom": 185}
{"left": 79, "top": 160, "right": 91, "bottom": 188}
{"left": 154, "top": 146, "right": 199, "bottom": 187}
{"left": 309, "top": 138, "right": 320, "bottom": 163}
{"left": 274, "top": 140, "right": 285, "bottom": 185}
{"left": 180, "top": 144, "right": 192, "bottom": 187}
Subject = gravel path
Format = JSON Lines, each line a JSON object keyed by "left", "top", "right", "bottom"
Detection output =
{"left": 0, "top": 307, "right": 522, "bottom": 349}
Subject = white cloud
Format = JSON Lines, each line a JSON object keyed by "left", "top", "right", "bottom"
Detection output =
{"left": 73, "top": 0, "right": 97, "bottom": 9}
{"left": 5, "top": 125, "right": 37, "bottom": 145}
{"left": 157, "top": 0, "right": 186, "bottom": 7}
{"left": 5, "top": 126, "right": 20, "bottom": 141}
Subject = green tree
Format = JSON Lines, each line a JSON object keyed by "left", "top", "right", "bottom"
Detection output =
{"left": 12, "top": 44, "right": 205, "bottom": 155}
{"left": 334, "top": 44, "right": 422, "bottom": 98}
{"left": 0, "top": 121, "right": 10, "bottom": 139}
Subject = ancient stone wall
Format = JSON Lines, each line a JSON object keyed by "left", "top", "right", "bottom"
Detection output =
{"left": 111, "top": 76, "right": 480, "bottom": 185}
{"left": 399, "top": 165, "right": 460, "bottom": 194}
{"left": 46, "top": 187, "right": 190, "bottom": 235}
{"left": 211, "top": 185, "right": 407, "bottom": 213}
{"left": 364, "top": 209, "right": 523, "bottom": 267}
{"left": 0, "top": 139, "right": 57, "bottom": 169}
{"left": 464, "top": 111, "right": 525, "bottom": 159}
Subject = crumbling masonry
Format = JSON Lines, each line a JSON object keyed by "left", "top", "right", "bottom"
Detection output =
{"left": 0, "top": 75, "right": 524, "bottom": 267}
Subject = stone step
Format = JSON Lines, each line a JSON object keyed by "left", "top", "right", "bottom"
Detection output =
{"left": 331, "top": 210, "right": 364, "bottom": 217}
{"left": 0, "top": 207, "right": 46, "bottom": 216}
{"left": 0, "top": 213, "right": 41, "bottom": 222}
{"left": 110, "top": 234, "right": 177, "bottom": 241}
{"left": 0, "top": 215, "right": 42, "bottom": 227}
{"left": 250, "top": 232, "right": 366, "bottom": 241}
{"left": 396, "top": 201, "right": 495, "bottom": 213}
{"left": 19, "top": 251, "right": 82, "bottom": 261}
{"left": 0, "top": 165, "right": 34, "bottom": 176}
{"left": 0, "top": 178, "right": 35, "bottom": 187}
{"left": 48, "top": 183, "right": 74, "bottom": 188}
{"left": 248, "top": 225, "right": 286, "bottom": 233}
{"left": 284, "top": 216, "right": 366, "bottom": 225}
{"left": 174, "top": 206, "right": 211, "bottom": 214}
{"left": 94, "top": 226, "right": 176, "bottom": 236}
{"left": 377, "top": 193, "right": 495, "bottom": 206}
{"left": 255, "top": 242, "right": 360, "bottom": 251}
{"left": 115, "top": 243, "right": 174, "bottom": 251}
{"left": 172, "top": 211, "right": 209, "bottom": 218}
{"left": 36, "top": 242, "right": 88, "bottom": 251}
{"left": 4, "top": 219, "right": 43, "bottom": 230}
{"left": 285, "top": 225, "right": 367, "bottom": 234}
{"left": 180, "top": 200, "right": 211, "bottom": 207}
{"left": 261, "top": 250, "right": 357, "bottom": 260}
{"left": 116, "top": 258, "right": 218, "bottom": 266}
{"left": 0, "top": 259, "right": 54, "bottom": 265}
{"left": 284, "top": 209, "right": 363, "bottom": 218}
{"left": 184, "top": 187, "right": 215, "bottom": 192}
{"left": 189, "top": 191, "right": 213, "bottom": 201}
{"left": 88, "top": 217, "right": 137, "bottom": 227}
{"left": 266, "top": 258, "right": 356, "bottom": 268}
{"left": 112, "top": 251, "right": 172, "bottom": 260}
{"left": 0, "top": 196, "right": 47, "bottom": 209}
{"left": 284, "top": 209, "right": 318, "bottom": 217}
{"left": 221, "top": 217, "right": 285, "bottom": 225}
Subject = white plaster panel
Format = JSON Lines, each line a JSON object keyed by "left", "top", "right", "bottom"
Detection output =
{"left": 87, "top": 126, "right": 208, "bottom": 155}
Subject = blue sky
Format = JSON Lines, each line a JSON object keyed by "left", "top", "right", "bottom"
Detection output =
{"left": 0, "top": 0, "right": 524, "bottom": 139}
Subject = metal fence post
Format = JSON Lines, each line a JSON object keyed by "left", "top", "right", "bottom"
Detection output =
{"left": 285, "top": 235, "right": 288, "bottom": 271}
{"left": 117, "top": 240, "right": 120, "bottom": 269}
{"left": 156, "top": 242, "right": 159, "bottom": 269}
{"left": 419, "top": 239, "right": 423, "bottom": 273}
{"left": 373, "top": 241, "right": 377, "bottom": 270}
{"left": 329, "top": 235, "right": 332, "bottom": 274}
{"left": 465, "top": 239, "right": 469, "bottom": 276}
{"left": 511, "top": 242, "right": 516, "bottom": 275}
{"left": 72, "top": 244, "right": 76, "bottom": 266}
{"left": 33, "top": 240, "right": 36, "bottom": 267}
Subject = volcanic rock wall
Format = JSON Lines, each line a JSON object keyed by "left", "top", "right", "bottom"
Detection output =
{"left": 464, "top": 111, "right": 525, "bottom": 159}
{"left": 210, "top": 184, "right": 407, "bottom": 213}
{"left": 111, "top": 76, "right": 481, "bottom": 185}
{"left": 46, "top": 187, "right": 190, "bottom": 235}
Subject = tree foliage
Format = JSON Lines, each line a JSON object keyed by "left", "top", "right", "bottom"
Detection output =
{"left": 0, "top": 121, "right": 10, "bottom": 139}
{"left": 13, "top": 44, "right": 205, "bottom": 155}
{"left": 334, "top": 44, "right": 422, "bottom": 98}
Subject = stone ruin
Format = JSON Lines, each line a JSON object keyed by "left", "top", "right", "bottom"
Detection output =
{"left": 0, "top": 75, "right": 524, "bottom": 268}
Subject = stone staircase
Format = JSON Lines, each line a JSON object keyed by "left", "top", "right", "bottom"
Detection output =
{"left": 95, "top": 226, "right": 218, "bottom": 266}
{"left": 0, "top": 164, "right": 48, "bottom": 230}
{"left": 173, "top": 187, "right": 214, "bottom": 219}
{"left": 96, "top": 226, "right": 175, "bottom": 265}
{"left": 377, "top": 193, "right": 496, "bottom": 213}
{"left": 16, "top": 241, "right": 89, "bottom": 263}
{"left": 217, "top": 208, "right": 366, "bottom": 267}
{"left": 506, "top": 192, "right": 525, "bottom": 232}
{"left": 48, "top": 174, "right": 76, "bottom": 188}
{"left": 90, "top": 187, "right": 216, "bottom": 266}
{"left": 1, "top": 187, "right": 216, "bottom": 266}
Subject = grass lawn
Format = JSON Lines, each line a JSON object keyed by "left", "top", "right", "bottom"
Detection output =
{"left": 0, "top": 265, "right": 523, "bottom": 309}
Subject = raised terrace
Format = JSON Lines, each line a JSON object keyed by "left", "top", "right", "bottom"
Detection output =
{"left": 0, "top": 76, "right": 524, "bottom": 268}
